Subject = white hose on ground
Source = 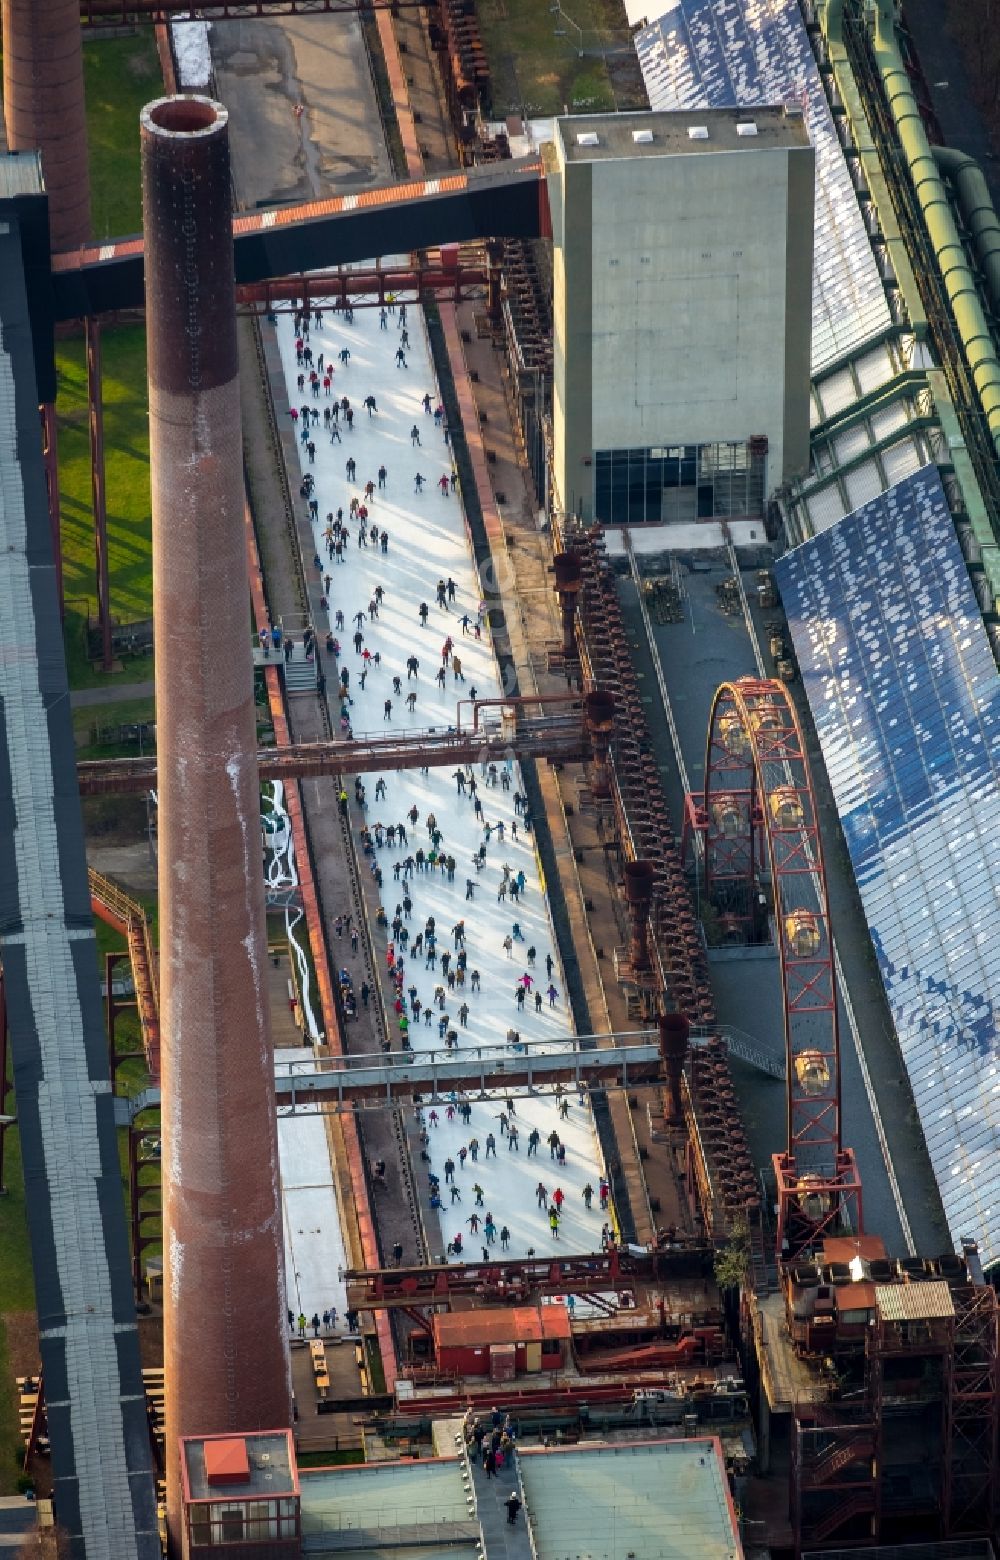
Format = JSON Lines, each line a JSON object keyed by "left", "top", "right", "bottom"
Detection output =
{"left": 264, "top": 780, "right": 321, "bottom": 1041}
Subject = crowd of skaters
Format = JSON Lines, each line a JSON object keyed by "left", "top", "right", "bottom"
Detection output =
{"left": 274, "top": 298, "right": 614, "bottom": 1264}
{"left": 466, "top": 1407, "right": 523, "bottom": 1524}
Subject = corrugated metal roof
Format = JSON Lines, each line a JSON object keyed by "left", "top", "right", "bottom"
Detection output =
{"left": 0, "top": 151, "right": 44, "bottom": 199}
{"left": 0, "top": 218, "right": 157, "bottom": 1555}
{"left": 875, "top": 1282, "right": 955, "bottom": 1323}
{"left": 433, "top": 1305, "right": 570, "bottom": 1348}
{"left": 776, "top": 467, "right": 1000, "bottom": 1267}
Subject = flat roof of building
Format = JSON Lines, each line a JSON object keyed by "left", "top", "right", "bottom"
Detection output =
{"left": 518, "top": 1438, "right": 742, "bottom": 1560}
{"left": 182, "top": 1431, "right": 296, "bottom": 1503}
{"left": 301, "top": 1459, "right": 478, "bottom": 1551}
{"left": 556, "top": 106, "right": 809, "bottom": 163}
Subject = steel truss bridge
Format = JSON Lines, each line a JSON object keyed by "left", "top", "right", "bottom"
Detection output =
{"left": 76, "top": 700, "right": 592, "bottom": 794}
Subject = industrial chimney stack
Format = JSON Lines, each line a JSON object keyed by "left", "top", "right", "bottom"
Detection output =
{"left": 141, "top": 95, "right": 290, "bottom": 1552}
{"left": 2, "top": 0, "right": 90, "bottom": 250}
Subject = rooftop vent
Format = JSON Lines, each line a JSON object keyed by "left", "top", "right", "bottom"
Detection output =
{"left": 687, "top": 126, "right": 709, "bottom": 140}
{"left": 632, "top": 129, "right": 654, "bottom": 144}
{"left": 736, "top": 121, "right": 758, "bottom": 136}
{"left": 576, "top": 132, "right": 600, "bottom": 148}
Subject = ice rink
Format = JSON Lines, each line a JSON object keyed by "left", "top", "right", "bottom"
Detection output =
{"left": 271, "top": 298, "right": 610, "bottom": 1276}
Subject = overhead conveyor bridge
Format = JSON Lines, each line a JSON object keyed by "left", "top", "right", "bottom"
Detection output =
{"left": 48, "top": 159, "right": 548, "bottom": 321}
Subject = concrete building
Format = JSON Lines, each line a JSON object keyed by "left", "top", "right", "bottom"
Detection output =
{"left": 546, "top": 108, "right": 814, "bottom": 526}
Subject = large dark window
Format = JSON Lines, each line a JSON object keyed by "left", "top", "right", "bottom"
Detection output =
{"left": 594, "top": 440, "right": 765, "bottom": 525}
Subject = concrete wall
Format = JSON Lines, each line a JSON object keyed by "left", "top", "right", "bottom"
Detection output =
{"left": 551, "top": 140, "right": 814, "bottom": 522}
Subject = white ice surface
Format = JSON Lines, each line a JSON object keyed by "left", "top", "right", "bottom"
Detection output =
{"left": 171, "top": 15, "right": 212, "bottom": 89}
{"left": 279, "top": 1108, "right": 349, "bottom": 1328}
{"left": 271, "top": 301, "right": 610, "bottom": 1280}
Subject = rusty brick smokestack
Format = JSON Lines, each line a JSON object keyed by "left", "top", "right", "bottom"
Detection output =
{"left": 142, "top": 96, "right": 290, "bottom": 1550}
{"left": 623, "top": 859, "right": 656, "bottom": 972}
{"left": 658, "top": 1013, "right": 690, "bottom": 1128}
{"left": 2, "top": 0, "right": 90, "bottom": 250}
{"left": 583, "top": 688, "right": 615, "bottom": 800}
{"left": 552, "top": 550, "right": 582, "bottom": 662}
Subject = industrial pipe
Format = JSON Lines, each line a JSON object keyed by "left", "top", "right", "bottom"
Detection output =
{"left": 933, "top": 146, "right": 1000, "bottom": 318}
{"left": 583, "top": 688, "right": 615, "bottom": 800}
{"left": 658, "top": 1014, "right": 690, "bottom": 1128}
{"left": 2, "top": 0, "right": 91, "bottom": 250}
{"left": 552, "top": 550, "right": 583, "bottom": 662}
{"left": 623, "top": 860, "right": 656, "bottom": 973}
{"left": 142, "top": 96, "right": 291, "bottom": 1552}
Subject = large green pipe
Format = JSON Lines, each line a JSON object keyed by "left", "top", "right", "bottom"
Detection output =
{"left": 870, "top": 0, "right": 1000, "bottom": 457}
{"left": 933, "top": 145, "right": 1000, "bottom": 315}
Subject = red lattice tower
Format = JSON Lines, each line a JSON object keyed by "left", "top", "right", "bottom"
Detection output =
{"left": 684, "top": 678, "right": 862, "bottom": 1259}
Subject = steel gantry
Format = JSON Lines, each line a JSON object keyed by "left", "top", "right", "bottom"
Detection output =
{"left": 76, "top": 695, "right": 596, "bottom": 794}
{"left": 683, "top": 678, "right": 862, "bottom": 1259}
{"left": 274, "top": 1029, "right": 666, "bottom": 1113}
{"left": 343, "top": 1244, "right": 708, "bottom": 1312}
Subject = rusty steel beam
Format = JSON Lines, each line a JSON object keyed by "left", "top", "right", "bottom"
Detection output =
{"left": 142, "top": 95, "right": 290, "bottom": 1550}
{"left": 76, "top": 709, "right": 593, "bottom": 794}
{"left": 3, "top": 0, "right": 90, "bottom": 250}
{"left": 343, "top": 1244, "right": 712, "bottom": 1312}
{"left": 238, "top": 263, "right": 488, "bottom": 314}
{"left": 82, "top": 0, "right": 424, "bottom": 20}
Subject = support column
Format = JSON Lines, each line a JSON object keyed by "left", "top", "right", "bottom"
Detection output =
{"left": 141, "top": 96, "right": 290, "bottom": 1555}
{"left": 2, "top": 0, "right": 90, "bottom": 252}
{"left": 87, "top": 316, "right": 113, "bottom": 672}
{"left": 622, "top": 859, "right": 655, "bottom": 973}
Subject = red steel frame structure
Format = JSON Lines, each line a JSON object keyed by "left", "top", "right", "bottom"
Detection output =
{"left": 683, "top": 678, "right": 861, "bottom": 1259}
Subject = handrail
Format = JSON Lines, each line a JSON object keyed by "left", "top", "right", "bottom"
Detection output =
{"left": 89, "top": 868, "right": 160, "bottom": 1079}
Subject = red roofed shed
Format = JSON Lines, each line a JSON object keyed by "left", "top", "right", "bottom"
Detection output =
{"left": 433, "top": 1304, "right": 570, "bottom": 1378}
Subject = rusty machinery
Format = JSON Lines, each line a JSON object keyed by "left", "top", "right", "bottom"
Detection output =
{"left": 554, "top": 523, "right": 761, "bottom": 1264}
{"left": 683, "top": 677, "right": 862, "bottom": 1259}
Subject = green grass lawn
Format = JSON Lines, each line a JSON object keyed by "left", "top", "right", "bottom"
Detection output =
{"left": 57, "top": 325, "right": 153, "bottom": 690}
{"left": 59, "top": 33, "right": 161, "bottom": 690}
{"left": 85, "top": 34, "right": 162, "bottom": 240}
{"left": 478, "top": 0, "right": 643, "bottom": 115}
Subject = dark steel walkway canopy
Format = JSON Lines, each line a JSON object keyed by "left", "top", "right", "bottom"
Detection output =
{"left": 49, "top": 158, "right": 548, "bottom": 320}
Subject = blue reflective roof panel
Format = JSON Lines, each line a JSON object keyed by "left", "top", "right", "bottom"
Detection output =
{"left": 636, "top": 0, "right": 892, "bottom": 372}
{"left": 774, "top": 466, "right": 1000, "bottom": 1267}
